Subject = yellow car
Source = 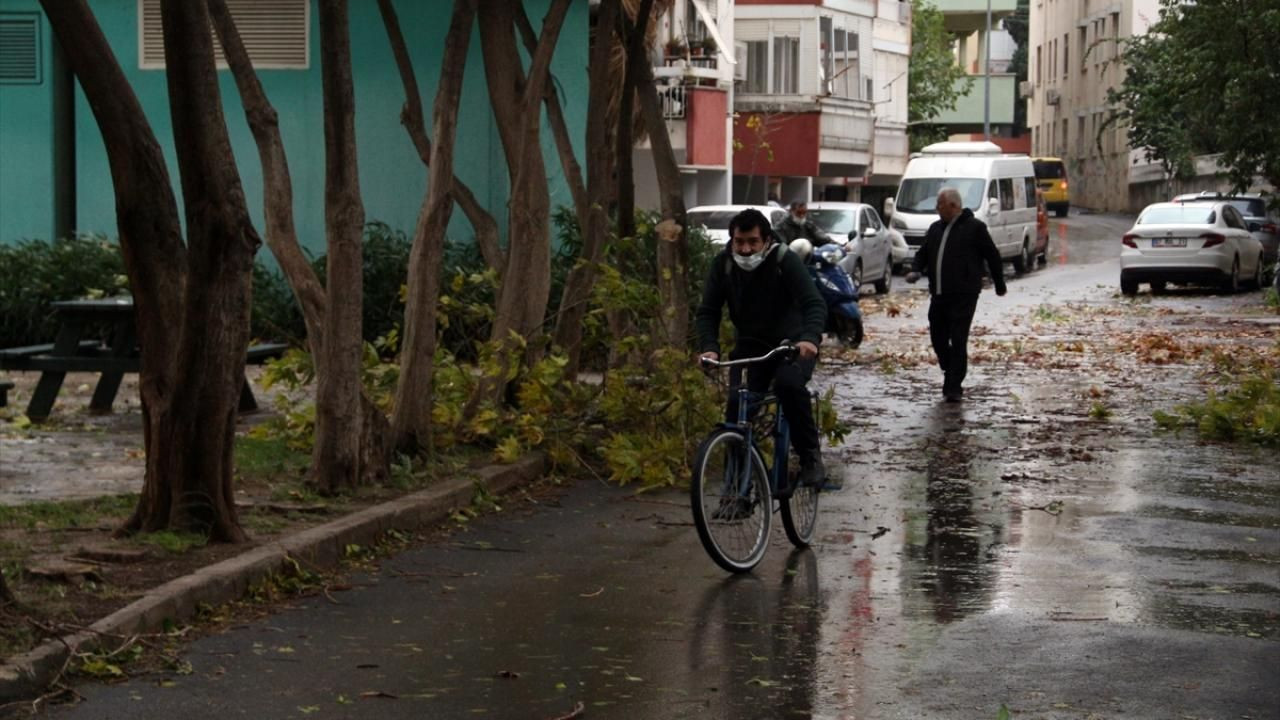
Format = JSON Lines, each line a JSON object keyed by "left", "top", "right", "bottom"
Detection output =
{"left": 1033, "top": 157, "right": 1070, "bottom": 217}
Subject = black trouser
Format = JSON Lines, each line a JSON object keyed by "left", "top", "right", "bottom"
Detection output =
{"left": 725, "top": 353, "right": 819, "bottom": 453}
{"left": 927, "top": 293, "right": 980, "bottom": 394}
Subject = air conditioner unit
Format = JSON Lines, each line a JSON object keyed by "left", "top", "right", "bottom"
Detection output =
{"left": 734, "top": 41, "right": 747, "bottom": 82}
{"left": 1018, "top": 80, "right": 1034, "bottom": 99}
{"left": 1046, "top": 88, "right": 1061, "bottom": 106}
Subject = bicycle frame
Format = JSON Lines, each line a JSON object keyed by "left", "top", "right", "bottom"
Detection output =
{"left": 722, "top": 388, "right": 790, "bottom": 500}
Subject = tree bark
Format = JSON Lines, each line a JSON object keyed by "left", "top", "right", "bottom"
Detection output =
{"left": 390, "top": 0, "right": 476, "bottom": 453}
{"left": 615, "top": 1, "right": 655, "bottom": 241}
{"left": 633, "top": 40, "right": 690, "bottom": 349}
{"left": 209, "top": 0, "right": 390, "bottom": 486}
{"left": 149, "top": 0, "right": 261, "bottom": 541}
{"left": 376, "top": 0, "right": 503, "bottom": 276}
{"left": 38, "top": 3, "right": 188, "bottom": 536}
{"left": 548, "top": 0, "right": 623, "bottom": 376}
{"left": 313, "top": 0, "right": 365, "bottom": 494}
{"left": 479, "top": 0, "right": 572, "bottom": 375}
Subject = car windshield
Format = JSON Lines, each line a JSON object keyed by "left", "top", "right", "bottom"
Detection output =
{"left": 1139, "top": 207, "right": 1215, "bottom": 225}
{"left": 1034, "top": 161, "right": 1066, "bottom": 179}
{"left": 686, "top": 211, "right": 738, "bottom": 230}
{"left": 896, "top": 178, "right": 985, "bottom": 213}
{"left": 808, "top": 209, "right": 856, "bottom": 234}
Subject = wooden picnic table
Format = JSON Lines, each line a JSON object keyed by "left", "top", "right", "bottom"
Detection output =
{"left": 0, "top": 297, "right": 287, "bottom": 421}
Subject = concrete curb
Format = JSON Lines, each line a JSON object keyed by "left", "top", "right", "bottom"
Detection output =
{"left": 0, "top": 453, "right": 546, "bottom": 703}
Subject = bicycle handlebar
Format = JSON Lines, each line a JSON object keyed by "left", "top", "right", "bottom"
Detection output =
{"left": 700, "top": 344, "right": 798, "bottom": 369}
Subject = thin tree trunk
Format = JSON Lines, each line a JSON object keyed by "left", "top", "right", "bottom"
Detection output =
{"left": 391, "top": 0, "right": 475, "bottom": 453}
{"left": 152, "top": 0, "right": 260, "bottom": 541}
{"left": 313, "top": 0, "right": 365, "bottom": 494}
{"left": 549, "top": 0, "right": 623, "bottom": 376}
{"left": 479, "top": 0, "right": 572, "bottom": 372}
{"left": 615, "top": 2, "right": 655, "bottom": 242}
{"left": 634, "top": 47, "right": 690, "bottom": 348}
{"left": 38, "top": 2, "right": 188, "bottom": 537}
{"left": 209, "top": 0, "right": 390, "bottom": 486}
{"left": 376, "top": 0, "right": 503, "bottom": 275}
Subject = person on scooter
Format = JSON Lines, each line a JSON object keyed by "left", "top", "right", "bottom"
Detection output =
{"left": 695, "top": 208, "right": 829, "bottom": 488}
{"left": 773, "top": 200, "right": 833, "bottom": 246}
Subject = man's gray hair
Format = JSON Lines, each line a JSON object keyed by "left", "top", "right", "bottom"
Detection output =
{"left": 938, "top": 187, "right": 963, "bottom": 207}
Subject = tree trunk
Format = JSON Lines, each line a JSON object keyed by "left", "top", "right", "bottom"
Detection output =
{"left": 635, "top": 50, "right": 690, "bottom": 349}
{"left": 615, "top": 2, "right": 653, "bottom": 242}
{"left": 146, "top": 0, "right": 261, "bottom": 541}
{"left": 376, "top": 0, "right": 504, "bottom": 276}
{"left": 312, "top": 0, "right": 365, "bottom": 494}
{"left": 390, "top": 0, "right": 475, "bottom": 453}
{"left": 209, "top": 0, "right": 391, "bottom": 487}
{"left": 38, "top": 1, "right": 189, "bottom": 537}
{"left": 479, "top": 0, "right": 572, "bottom": 378}
{"left": 549, "top": 0, "right": 623, "bottom": 376}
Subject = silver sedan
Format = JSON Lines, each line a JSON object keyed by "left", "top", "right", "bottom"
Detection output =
{"left": 807, "top": 202, "right": 895, "bottom": 294}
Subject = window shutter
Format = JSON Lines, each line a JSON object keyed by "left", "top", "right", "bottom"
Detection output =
{"left": 0, "top": 14, "right": 40, "bottom": 85}
{"left": 140, "top": 0, "right": 308, "bottom": 70}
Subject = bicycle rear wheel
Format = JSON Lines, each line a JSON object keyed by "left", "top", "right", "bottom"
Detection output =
{"left": 781, "top": 478, "right": 819, "bottom": 547}
{"left": 691, "top": 429, "right": 772, "bottom": 573}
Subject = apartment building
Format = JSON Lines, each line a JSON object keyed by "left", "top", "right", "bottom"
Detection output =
{"left": 728, "top": 0, "right": 912, "bottom": 206}
{"left": 1025, "top": 0, "right": 1159, "bottom": 211}
{"left": 932, "top": 0, "right": 1021, "bottom": 147}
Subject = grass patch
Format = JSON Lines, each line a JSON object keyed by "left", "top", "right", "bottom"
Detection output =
{"left": 1154, "top": 368, "right": 1280, "bottom": 446}
{"left": 0, "top": 494, "right": 136, "bottom": 530}
{"left": 234, "top": 435, "right": 310, "bottom": 482}
{"left": 130, "top": 530, "right": 208, "bottom": 554}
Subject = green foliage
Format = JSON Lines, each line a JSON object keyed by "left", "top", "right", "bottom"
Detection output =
{"left": 1153, "top": 368, "right": 1280, "bottom": 446}
{"left": 0, "top": 234, "right": 127, "bottom": 347}
{"left": 131, "top": 530, "right": 209, "bottom": 554}
{"left": 1109, "top": 0, "right": 1280, "bottom": 195}
{"left": 908, "top": 0, "right": 974, "bottom": 151}
{"left": 0, "top": 494, "right": 136, "bottom": 530}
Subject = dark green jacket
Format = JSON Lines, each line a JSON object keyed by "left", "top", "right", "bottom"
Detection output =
{"left": 695, "top": 243, "right": 826, "bottom": 355}
{"left": 772, "top": 215, "right": 833, "bottom": 246}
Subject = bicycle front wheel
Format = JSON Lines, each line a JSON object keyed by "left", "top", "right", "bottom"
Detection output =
{"left": 781, "top": 477, "right": 820, "bottom": 547}
{"left": 691, "top": 429, "right": 772, "bottom": 573}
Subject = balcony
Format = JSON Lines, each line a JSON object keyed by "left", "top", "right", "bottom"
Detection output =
{"left": 937, "top": 0, "right": 1017, "bottom": 32}
{"left": 653, "top": 53, "right": 723, "bottom": 86}
{"left": 931, "top": 74, "right": 1016, "bottom": 130}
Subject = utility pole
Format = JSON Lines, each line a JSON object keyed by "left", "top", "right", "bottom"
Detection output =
{"left": 983, "top": 0, "right": 992, "bottom": 140}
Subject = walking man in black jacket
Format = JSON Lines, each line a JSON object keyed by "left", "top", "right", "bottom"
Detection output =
{"left": 906, "top": 187, "right": 1007, "bottom": 402}
{"left": 696, "top": 208, "right": 829, "bottom": 486}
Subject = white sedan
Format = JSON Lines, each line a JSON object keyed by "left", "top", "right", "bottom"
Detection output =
{"left": 1120, "top": 201, "right": 1267, "bottom": 295}
{"left": 686, "top": 205, "right": 788, "bottom": 249}
{"left": 807, "top": 201, "right": 895, "bottom": 294}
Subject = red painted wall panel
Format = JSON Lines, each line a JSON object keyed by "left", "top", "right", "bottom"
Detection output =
{"left": 733, "top": 112, "right": 820, "bottom": 177}
{"left": 687, "top": 88, "right": 727, "bottom": 166}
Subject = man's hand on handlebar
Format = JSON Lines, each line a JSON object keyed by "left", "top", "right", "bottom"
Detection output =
{"left": 698, "top": 351, "right": 720, "bottom": 368}
{"left": 795, "top": 341, "right": 818, "bottom": 359}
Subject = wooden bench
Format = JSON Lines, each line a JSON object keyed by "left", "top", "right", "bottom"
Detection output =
{"left": 0, "top": 379, "right": 13, "bottom": 408}
{"left": 0, "top": 340, "right": 108, "bottom": 371}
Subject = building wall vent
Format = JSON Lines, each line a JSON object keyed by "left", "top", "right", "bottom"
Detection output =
{"left": 0, "top": 15, "right": 41, "bottom": 85}
{"left": 140, "top": 0, "right": 309, "bottom": 70}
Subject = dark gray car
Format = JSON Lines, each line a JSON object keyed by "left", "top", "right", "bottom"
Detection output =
{"left": 1173, "top": 192, "right": 1279, "bottom": 264}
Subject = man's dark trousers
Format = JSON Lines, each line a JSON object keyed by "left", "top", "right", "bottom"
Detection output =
{"left": 927, "top": 293, "right": 979, "bottom": 395}
{"left": 726, "top": 354, "right": 819, "bottom": 453}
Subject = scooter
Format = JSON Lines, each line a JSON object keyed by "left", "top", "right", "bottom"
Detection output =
{"left": 790, "top": 239, "right": 864, "bottom": 348}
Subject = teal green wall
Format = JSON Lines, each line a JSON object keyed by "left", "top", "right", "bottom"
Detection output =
{"left": 1, "top": 0, "right": 588, "bottom": 256}
{"left": 0, "top": 1, "right": 60, "bottom": 243}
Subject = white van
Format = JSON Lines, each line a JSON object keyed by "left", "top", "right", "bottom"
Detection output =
{"left": 888, "top": 141, "right": 1039, "bottom": 274}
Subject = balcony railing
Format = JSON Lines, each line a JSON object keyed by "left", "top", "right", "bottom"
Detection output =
{"left": 661, "top": 84, "right": 686, "bottom": 120}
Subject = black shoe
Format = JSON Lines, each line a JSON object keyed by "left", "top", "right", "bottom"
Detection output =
{"left": 712, "top": 497, "right": 753, "bottom": 521}
{"left": 796, "top": 449, "right": 826, "bottom": 488}
{"left": 943, "top": 390, "right": 963, "bottom": 403}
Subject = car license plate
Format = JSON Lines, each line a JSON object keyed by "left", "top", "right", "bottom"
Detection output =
{"left": 1152, "top": 238, "right": 1186, "bottom": 248}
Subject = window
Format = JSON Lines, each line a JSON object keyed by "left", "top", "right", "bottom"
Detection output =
{"left": 1035, "top": 45, "right": 1041, "bottom": 84}
{"left": 1077, "top": 116, "right": 1085, "bottom": 157}
{"left": 773, "top": 35, "right": 799, "bottom": 94}
{"left": 1079, "top": 27, "right": 1087, "bottom": 71}
{"left": 1110, "top": 13, "right": 1121, "bottom": 60}
{"left": 867, "top": 208, "right": 883, "bottom": 230}
{"left": 1223, "top": 206, "right": 1246, "bottom": 230}
{"left": 987, "top": 181, "right": 999, "bottom": 207}
{"left": 1025, "top": 177, "right": 1038, "bottom": 207}
{"left": 998, "top": 178, "right": 1015, "bottom": 211}
{"left": 1062, "top": 33, "right": 1069, "bottom": 77}
{"left": 139, "top": 0, "right": 309, "bottom": 70}
{"left": 821, "top": 19, "right": 858, "bottom": 99}
{"left": 745, "top": 40, "right": 768, "bottom": 93}
{"left": 0, "top": 14, "right": 40, "bottom": 84}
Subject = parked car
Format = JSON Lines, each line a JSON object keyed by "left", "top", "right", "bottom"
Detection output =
{"left": 806, "top": 201, "right": 895, "bottom": 294}
{"left": 686, "top": 205, "right": 787, "bottom": 249}
{"left": 1120, "top": 201, "right": 1266, "bottom": 295}
{"left": 1033, "top": 157, "right": 1070, "bottom": 217}
{"left": 881, "top": 198, "right": 913, "bottom": 273}
{"left": 1171, "top": 192, "right": 1279, "bottom": 264}
{"left": 1033, "top": 189, "right": 1050, "bottom": 265}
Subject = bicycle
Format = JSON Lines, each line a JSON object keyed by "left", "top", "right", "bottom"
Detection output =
{"left": 692, "top": 344, "right": 821, "bottom": 573}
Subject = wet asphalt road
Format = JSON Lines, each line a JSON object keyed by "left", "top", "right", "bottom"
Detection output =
{"left": 38, "top": 213, "right": 1280, "bottom": 720}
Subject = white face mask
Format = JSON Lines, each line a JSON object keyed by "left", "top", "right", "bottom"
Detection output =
{"left": 733, "top": 247, "right": 769, "bottom": 272}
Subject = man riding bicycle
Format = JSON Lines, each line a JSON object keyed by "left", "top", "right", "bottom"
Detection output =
{"left": 695, "top": 208, "right": 829, "bottom": 488}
